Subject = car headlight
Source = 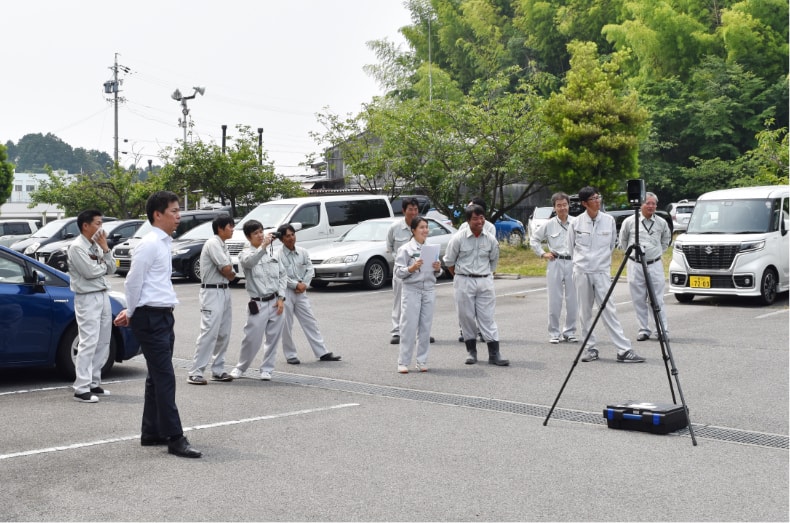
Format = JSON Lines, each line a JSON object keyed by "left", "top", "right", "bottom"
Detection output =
{"left": 173, "top": 248, "right": 190, "bottom": 255}
{"left": 323, "top": 254, "right": 358, "bottom": 264}
{"left": 739, "top": 240, "right": 765, "bottom": 253}
{"left": 56, "top": 246, "right": 69, "bottom": 255}
{"left": 24, "top": 242, "right": 41, "bottom": 255}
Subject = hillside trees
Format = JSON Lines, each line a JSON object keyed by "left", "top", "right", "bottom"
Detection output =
{"left": 0, "top": 145, "right": 13, "bottom": 203}
{"left": 7, "top": 133, "right": 112, "bottom": 174}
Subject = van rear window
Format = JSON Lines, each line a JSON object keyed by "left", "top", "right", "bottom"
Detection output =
{"left": 326, "top": 199, "right": 390, "bottom": 226}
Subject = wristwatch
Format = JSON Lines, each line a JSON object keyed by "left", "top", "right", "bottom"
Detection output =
{"left": 277, "top": 295, "right": 286, "bottom": 302}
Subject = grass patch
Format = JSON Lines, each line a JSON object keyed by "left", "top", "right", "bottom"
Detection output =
{"left": 497, "top": 242, "right": 671, "bottom": 277}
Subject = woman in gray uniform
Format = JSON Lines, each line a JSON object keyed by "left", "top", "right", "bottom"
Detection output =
{"left": 394, "top": 217, "right": 443, "bottom": 373}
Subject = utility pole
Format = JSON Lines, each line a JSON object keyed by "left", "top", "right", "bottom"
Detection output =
{"left": 103, "top": 53, "right": 128, "bottom": 166}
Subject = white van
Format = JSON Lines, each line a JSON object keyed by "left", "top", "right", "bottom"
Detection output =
{"left": 227, "top": 194, "right": 393, "bottom": 278}
{"left": 669, "top": 185, "right": 789, "bottom": 305}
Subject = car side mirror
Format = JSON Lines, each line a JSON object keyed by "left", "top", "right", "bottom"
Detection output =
{"left": 290, "top": 222, "right": 303, "bottom": 232}
{"left": 782, "top": 217, "right": 788, "bottom": 236}
{"left": 31, "top": 270, "right": 47, "bottom": 292}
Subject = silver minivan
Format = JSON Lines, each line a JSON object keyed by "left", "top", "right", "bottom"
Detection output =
{"left": 669, "top": 185, "right": 789, "bottom": 305}
{"left": 226, "top": 195, "right": 393, "bottom": 279}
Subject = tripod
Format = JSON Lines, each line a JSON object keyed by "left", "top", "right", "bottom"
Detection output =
{"left": 543, "top": 206, "right": 697, "bottom": 446}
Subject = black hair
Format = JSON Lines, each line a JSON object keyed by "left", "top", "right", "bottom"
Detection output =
{"left": 77, "top": 209, "right": 102, "bottom": 231}
{"left": 277, "top": 223, "right": 296, "bottom": 237}
{"left": 402, "top": 197, "right": 420, "bottom": 212}
{"left": 469, "top": 197, "right": 487, "bottom": 212}
{"left": 211, "top": 214, "right": 235, "bottom": 234}
{"left": 409, "top": 216, "right": 428, "bottom": 231}
{"left": 578, "top": 186, "right": 598, "bottom": 202}
{"left": 145, "top": 191, "right": 179, "bottom": 224}
{"left": 465, "top": 204, "right": 485, "bottom": 221}
{"left": 243, "top": 219, "right": 263, "bottom": 238}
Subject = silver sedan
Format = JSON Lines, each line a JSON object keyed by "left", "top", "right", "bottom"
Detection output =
{"left": 309, "top": 217, "right": 456, "bottom": 290}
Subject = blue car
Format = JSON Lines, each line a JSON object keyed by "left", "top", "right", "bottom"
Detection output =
{"left": 494, "top": 213, "right": 526, "bottom": 245}
{"left": 0, "top": 245, "right": 140, "bottom": 378}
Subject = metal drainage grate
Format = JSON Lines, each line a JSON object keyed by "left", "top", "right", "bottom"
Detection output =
{"left": 164, "top": 358, "right": 788, "bottom": 450}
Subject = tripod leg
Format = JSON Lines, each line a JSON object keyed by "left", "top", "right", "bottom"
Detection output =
{"left": 544, "top": 246, "right": 632, "bottom": 426}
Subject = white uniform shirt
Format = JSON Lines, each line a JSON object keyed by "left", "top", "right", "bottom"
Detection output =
{"left": 240, "top": 244, "right": 286, "bottom": 298}
{"left": 68, "top": 233, "right": 116, "bottom": 294}
{"left": 618, "top": 213, "right": 671, "bottom": 261}
{"left": 567, "top": 211, "right": 617, "bottom": 273}
{"left": 277, "top": 245, "right": 315, "bottom": 288}
{"left": 125, "top": 227, "right": 178, "bottom": 316}
{"left": 530, "top": 215, "right": 575, "bottom": 257}
{"left": 386, "top": 219, "right": 413, "bottom": 254}
{"left": 200, "top": 234, "right": 232, "bottom": 285}
{"left": 444, "top": 228, "right": 499, "bottom": 275}
{"left": 457, "top": 219, "right": 496, "bottom": 237}
{"left": 394, "top": 238, "right": 442, "bottom": 285}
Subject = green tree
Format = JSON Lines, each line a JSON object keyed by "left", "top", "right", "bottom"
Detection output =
{"left": 0, "top": 144, "right": 14, "bottom": 204}
{"left": 161, "top": 126, "right": 303, "bottom": 215}
{"left": 542, "top": 41, "right": 648, "bottom": 196}
{"left": 11, "top": 133, "right": 111, "bottom": 173}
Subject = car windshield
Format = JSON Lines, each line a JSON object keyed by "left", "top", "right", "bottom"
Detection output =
{"left": 687, "top": 199, "right": 773, "bottom": 234}
{"left": 533, "top": 207, "right": 553, "bottom": 219}
{"left": 179, "top": 221, "right": 214, "bottom": 240}
{"left": 30, "top": 219, "right": 68, "bottom": 238}
{"left": 339, "top": 221, "right": 391, "bottom": 242}
{"left": 237, "top": 203, "right": 295, "bottom": 228}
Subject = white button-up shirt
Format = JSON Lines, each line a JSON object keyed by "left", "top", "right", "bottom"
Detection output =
{"left": 125, "top": 226, "right": 178, "bottom": 317}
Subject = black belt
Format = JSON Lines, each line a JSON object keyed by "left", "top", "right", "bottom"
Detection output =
{"left": 629, "top": 256, "right": 662, "bottom": 265}
{"left": 251, "top": 294, "right": 277, "bottom": 302}
{"left": 201, "top": 283, "right": 228, "bottom": 289}
{"left": 553, "top": 255, "right": 571, "bottom": 260}
{"left": 137, "top": 305, "right": 175, "bottom": 312}
{"left": 458, "top": 273, "right": 490, "bottom": 278}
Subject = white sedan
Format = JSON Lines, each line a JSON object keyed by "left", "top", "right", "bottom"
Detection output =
{"left": 309, "top": 217, "right": 456, "bottom": 290}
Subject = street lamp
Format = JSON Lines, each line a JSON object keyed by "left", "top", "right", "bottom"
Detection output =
{"left": 171, "top": 86, "right": 205, "bottom": 143}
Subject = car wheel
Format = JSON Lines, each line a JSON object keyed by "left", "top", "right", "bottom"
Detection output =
{"left": 507, "top": 230, "right": 524, "bottom": 246}
{"left": 56, "top": 324, "right": 116, "bottom": 380}
{"left": 115, "top": 270, "right": 127, "bottom": 277}
{"left": 674, "top": 293, "right": 694, "bottom": 303}
{"left": 310, "top": 280, "right": 329, "bottom": 288}
{"left": 758, "top": 268, "right": 778, "bottom": 305}
{"left": 363, "top": 258, "right": 387, "bottom": 290}
{"left": 189, "top": 257, "right": 201, "bottom": 282}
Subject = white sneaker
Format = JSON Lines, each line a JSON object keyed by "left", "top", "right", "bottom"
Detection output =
{"left": 397, "top": 364, "right": 409, "bottom": 374}
{"left": 563, "top": 335, "right": 579, "bottom": 343}
{"left": 549, "top": 337, "right": 560, "bottom": 344}
{"left": 259, "top": 371, "right": 272, "bottom": 381}
{"left": 229, "top": 368, "right": 243, "bottom": 379}
{"left": 415, "top": 362, "right": 428, "bottom": 372}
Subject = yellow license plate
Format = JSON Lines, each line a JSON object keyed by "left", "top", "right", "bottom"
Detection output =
{"left": 689, "top": 276, "right": 710, "bottom": 288}
{"left": 115, "top": 259, "right": 120, "bottom": 267}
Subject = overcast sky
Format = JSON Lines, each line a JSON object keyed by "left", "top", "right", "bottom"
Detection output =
{"left": 2, "top": 0, "right": 413, "bottom": 176}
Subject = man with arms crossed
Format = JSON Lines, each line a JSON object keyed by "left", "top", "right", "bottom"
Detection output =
{"left": 529, "top": 192, "right": 578, "bottom": 344}
{"left": 114, "top": 191, "right": 202, "bottom": 458}
{"left": 68, "top": 209, "right": 116, "bottom": 403}
{"left": 187, "top": 214, "right": 236, "bottom": 384}
{"left": 618, "top": 192, "right": 672, "bottom": 342}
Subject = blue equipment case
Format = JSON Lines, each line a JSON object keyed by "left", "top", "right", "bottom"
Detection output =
{"left": 604, "top": 401, "right": 689, "bottom": 434}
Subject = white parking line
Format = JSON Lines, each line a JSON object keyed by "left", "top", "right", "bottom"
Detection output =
{"left": 0, "top": 403, "right": 359, "bottom": 461}
{"left": 0, "top": 379, "right": 142, "bottom": 397}
{"left": 755, "top": 309, "right": 788, "bottom": 319}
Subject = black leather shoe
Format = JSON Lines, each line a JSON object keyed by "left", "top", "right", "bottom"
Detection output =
{"left": 636, "top": 333, "right": 650, "bottom": 342}
{"left": 429, "top": 337, "right": 435, "bottom": 343}
{"left": 319, "top": 352, "right": 341, "bottom": 361}
{"left": 390, "top": 335, "right": 400, "bottom": 345}
{"left": 168, "top": 436, "right": 202, "bottom": 458}
{"left": 140, "top": 435, "right": 168, "bottom": 446}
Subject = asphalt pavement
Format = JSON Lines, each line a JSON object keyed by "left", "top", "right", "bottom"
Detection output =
{"left": 0, "top": 274, "right": 787, "bottom": 521}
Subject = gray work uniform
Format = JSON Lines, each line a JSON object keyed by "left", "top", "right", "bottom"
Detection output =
{"left": 443, "top": 228, "right": 499, "bottom": 342}
{"left": 68, "top": 234, "right": 116, "bottom": 395}
{"left": 619, "top": 212, "right": 671, "bottom": 338}
{"left": 189, "top": 234, "right": 233, "bottom": 378}
{"left": 234, "top": 244, "right": 287, "bottom": 375}
{"left": 277, "top": 245, "right": 330, "bottom": 359}
{"left": 394, "top": 238, "right": 442, "bottom": 367}
{"left": 530, "top": 215, "right": 578, "bottom": 339}
{"left": 386, "top": 219, "right": 413, "bottom": 336}
{"left": 568, "top": 211, "right": 631, "bottom": 354}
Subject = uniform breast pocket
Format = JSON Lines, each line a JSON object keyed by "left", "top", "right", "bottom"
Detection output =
{"left": 549, "top": 232, "right": 561, "bottom": 240}
{"left": 575, "top": 231, "right": 592, "bottom": 247}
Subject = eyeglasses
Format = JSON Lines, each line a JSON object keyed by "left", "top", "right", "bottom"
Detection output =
{"left": 587, "top": 195, "right": 602, "bottom": 201}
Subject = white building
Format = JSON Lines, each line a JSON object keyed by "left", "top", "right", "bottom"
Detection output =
{"left": 1, "top": 172, "right": 66, "bottom": 223}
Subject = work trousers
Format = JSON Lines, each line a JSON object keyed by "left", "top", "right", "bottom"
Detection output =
{"left": 546, "top": 258, "right": 578, "bottom": 339}
{"left": 398, "top": 283, "right": 435, "bottom": 366}
{"left": 454, "top": 274, "right": 498, "bottom": 342}
{"left": 390, "top": 276, "right": 403, "bottom": 336}
{"left": 131, "top": 308, "right": 183, "bottom": 440}
{"left": 73, "top": 291, "right": 112, "bottom": 394}
{"left": 573, "top": 269, "right": 631, "bottom": 353}
{"left": 235, "top": 300, "right": 284, "bottom": 374}
{"left": 281, "top": 287, "right": 328, "bottom": 359}
{"left": 189, "top": 287, "right": 232, "bottom": 377}
{"left": 626, "top": 259, "right": 669, "bottom": 337}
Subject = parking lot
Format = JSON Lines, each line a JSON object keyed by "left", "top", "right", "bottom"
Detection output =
{"left": 0, "top": 274, "right": 787, "bottom": 521}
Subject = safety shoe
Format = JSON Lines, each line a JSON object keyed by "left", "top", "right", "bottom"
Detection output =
{"left": 397, "top": 364, "right": 409, "bottom": 374}
{"left": 549, "top": 337, "right": 560, "bottom": 344}
{"left": 90, "top": 387, "right": 110, "bottom": 396}
{"left": 73, "top": 392, "right": 98, "bottom": 403}
{"left": 563, "top": 335, "right": 578, "bottom": 343}
{"left": 286, "top": 357, "right": 301, "bottom": 364}
{"left": 636, "top": 332, "right": 651, "bottom": 342}
{"left": 211, "top": 372, "right": 233, "bottom": 382}
{"left": 580, "top": 348, "right": 599, "bottom": 362}
{"left": 229, "top": 368, "right": 243, "bottom": 379}
{"left": 187, "top": 375, "right": 207, "bottom": 385}
{"left": 617, "top": 350, "right": 646, "bottom": 363}
{"left": 390, "top": 335, "right": 400, "bottom": 345}
{"left": 415, "top": 362, "right": 428, "bottom": 372}
{"left": 259, "top": 371, "right": 272, "bottom": 381}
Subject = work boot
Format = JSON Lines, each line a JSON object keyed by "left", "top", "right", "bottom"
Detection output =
{"left": 487, "top": 341, "right": 509, "bottom": 366}
{"left": 464, "top": 339, "right": 477, "bottom": 365}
